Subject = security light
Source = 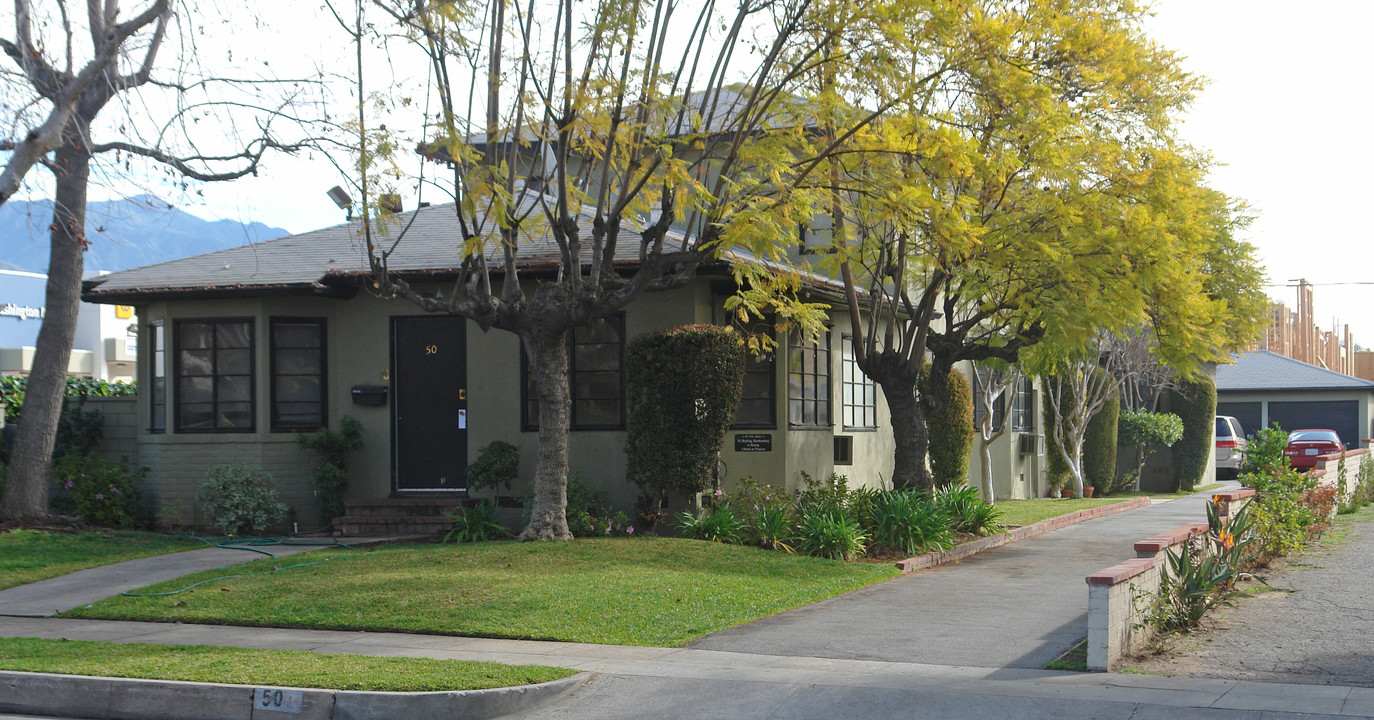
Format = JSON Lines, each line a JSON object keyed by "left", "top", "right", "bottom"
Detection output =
{"left": 327, "top": 186, "right": 354, "bottom": 220}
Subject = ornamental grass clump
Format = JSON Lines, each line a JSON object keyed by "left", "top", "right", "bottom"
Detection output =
{"left": 931, "top": 484, "right": 1003, "bottom": 536}
{"left": 861, "top": 490, "right": 952, "bottom": 556}
{"left": 796, "top": 506, "right": 867, "bottom": 561}
{"left": 676, "top": 505, "right": 744, "bottom": 544}
{"left": 444, "top": 502, "right": 510, "bottom": 543}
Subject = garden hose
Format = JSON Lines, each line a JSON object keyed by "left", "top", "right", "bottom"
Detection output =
{"left": 119, "top": 532, "right": 359, "bottom": 597}
{"left": 120, "top": 555, "right": 345, "bottom": 597}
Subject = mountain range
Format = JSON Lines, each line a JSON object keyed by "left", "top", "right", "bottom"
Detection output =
{"left": 0, "top": 195, "right": 288, "bottom": 275}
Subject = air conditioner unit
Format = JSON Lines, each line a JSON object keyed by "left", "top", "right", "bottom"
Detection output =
{"left": 1018, "top": 434, "right": 1041, "bottom": 455}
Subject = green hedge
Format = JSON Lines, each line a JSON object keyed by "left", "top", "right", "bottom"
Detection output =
{"left": 1084, "top": 390, "right": 1119, "bottom": 493}
{"left": 626, "top": 324, "right": 745, "bottom": 501}
{"left": 921, "top": 365, "right": 973, "bottom": 488}
{"left": 1170, "top": 374, "right": 1217, "bottom": 491}
{"left": 1, "top": 376, "right": 136, "bottom": 426}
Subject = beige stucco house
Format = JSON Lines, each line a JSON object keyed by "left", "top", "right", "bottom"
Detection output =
{"left": 82, "top": 203, "right": 908, "bottom": 528}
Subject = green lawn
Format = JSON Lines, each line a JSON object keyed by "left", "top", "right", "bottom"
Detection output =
{"left": 996, "top": 482, "right": 1224, "bottom": 528}
{"left": 0, "top": 530, "right": 202, "bottom": 590}
{"left": 0, "top": 637, "right": 573, "bottom": 691}
{"left": 64, "top": 537, "right": 900, "bottom": 646}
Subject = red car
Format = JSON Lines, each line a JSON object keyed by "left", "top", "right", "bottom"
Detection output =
{"left": 1283, "top": 429, "right": 1345, "bottom": 470}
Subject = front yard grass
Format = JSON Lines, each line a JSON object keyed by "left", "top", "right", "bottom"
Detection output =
{"left": 64, "top": 537, "right": 900, "bottom": 646}
{"left": 0, "top": 529, "right": 202, "bottom": 591}
{"left": 0, "top": 637, "right": 573, "bottom": 691}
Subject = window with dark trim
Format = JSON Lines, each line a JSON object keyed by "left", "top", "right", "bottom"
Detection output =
{"left": 731, "top": 351, "right": 776, "bottom": 429}
{"left": 174, "top": 319, "right": 254, "bottom": 432}
{"left": 1011, "top": 375, "right": 1035, "bottom": 432}
{"left": 270, "top": 318, "right": 327, "bottom": 432}
{"left": 522, "top": 314, "right": 625, "bottom": 431}
{"left": 841, "top": 335, "right": 876, "bottom": 430}
{"left": 788, "top": 328, "right": 831, "bottom": 427}
{"left": 972, "top": 368, "right": 1006, "bottom": 432}
{"left": 149, "top": 323, "right": 166, "bottom": 433}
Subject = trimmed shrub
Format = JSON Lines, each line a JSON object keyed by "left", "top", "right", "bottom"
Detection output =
{"left": 1116, "top": 409, "right": 1183, "bottom": 494}
{"left": 466, "top": 441, "right": 520, "bottom": 494}
{"left": 297, "top": 416, "right": 364, "bottom": 525}
{"left": 1, "top": 376, "right": 137, "bottom": 427}
{"left": 626, "top": 325, "right": 745, "bottom": 502}
{"left": 197, "top": 464, "right": 289, "bottom": 536}
{"left": 1083, "top": 390, "right": 1119, "bottom": 493}
{"left": 1170, "top": 374, "right": 1217, "bottom": 490}
{"left": 921, "top": 365, "right": 974, "bottom": 488}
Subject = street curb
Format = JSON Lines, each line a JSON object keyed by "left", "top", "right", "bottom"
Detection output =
{"left": 894, "top": 497, "right": 1151, "bottom": 572}
{"left": 0, "top": 669, "right": 590, "bottom": 720}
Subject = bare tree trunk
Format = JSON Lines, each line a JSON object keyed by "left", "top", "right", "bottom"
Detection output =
{"left": 882, "top": 379, "right": 930, "bottom": 491}
{"left": 0, "top": 117, "right": 91, "bottom": 523}
{"left": 519, "top": 331, "right": 573, "bottom": 541}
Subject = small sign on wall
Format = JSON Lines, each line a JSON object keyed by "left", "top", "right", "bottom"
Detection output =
{"left": 734, "top": 433, "right": 772, "bottom": 452}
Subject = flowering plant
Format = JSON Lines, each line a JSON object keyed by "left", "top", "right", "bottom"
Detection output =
{"left": 53, "top": 453, "right": 146, "bottom": 527}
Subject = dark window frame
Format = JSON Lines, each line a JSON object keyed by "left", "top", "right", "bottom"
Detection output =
{"left": 269, "top": 317, "right": 328, "bottom": 433}
{"left": 521, "top": 313, "right": 626, "bottom": 432}
{"left": 173, "top": 317, "right": 256, "bottom": 434}
{"left": 840, "top": 334, "right": 877, "bottom": 431}
{"left": 731, "top": 346, "right": 777, "bottom": 430}
{"left": 788, "top": 326, "right": 832, "bottom": 429}
{"left": 148, "top": 322, "right": 166, "bottom": 433}
{"left": 1011, "top": 375, "right": 1035, "bottom": 433}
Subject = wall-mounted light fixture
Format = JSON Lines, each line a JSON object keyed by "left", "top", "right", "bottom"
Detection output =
{"left": 327, "top": 186, "right": 354, "bottom": 221}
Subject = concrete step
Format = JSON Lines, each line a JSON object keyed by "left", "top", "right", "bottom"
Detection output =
{"left": 341, "top": 497, "right": 473, "bottom": 518}
{"left": 333, "top": 515, "right": 455, "bottom": 537}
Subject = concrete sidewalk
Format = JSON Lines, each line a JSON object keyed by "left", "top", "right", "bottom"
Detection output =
{"left": 3, "top": 616, "right": 1371, "bottom": 718}
{"left": 691, "top": 486, "right": 1222, "bottom": 669}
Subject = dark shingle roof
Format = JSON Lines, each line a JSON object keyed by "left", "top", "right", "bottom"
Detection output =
{"left": 81, "top": 199, "right": 851, "bottom": 303}
{"left": 1216, "top": 350, "right": 1374, "bottom": 392}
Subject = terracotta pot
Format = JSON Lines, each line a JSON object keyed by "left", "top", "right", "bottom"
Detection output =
{"left": 1084, "top": 486, "right": 1095, "bottom": 498}
{"left": 1060, "top": 487, "right": 1072, "bottom": 499}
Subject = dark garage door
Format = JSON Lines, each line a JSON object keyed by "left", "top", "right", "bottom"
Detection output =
{"left": 1217, "top": 402, "right": 1262, "bottom": 438}
{"left": 1267, "top": 400, "right": 1359, "bottom": 449}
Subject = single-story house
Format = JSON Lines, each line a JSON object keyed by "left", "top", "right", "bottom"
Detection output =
{"left": 1217, "top": 350, "right": 1374, "bottom": 449}
{"left": 81, "top": 202, "right": 925, "bottom": 529}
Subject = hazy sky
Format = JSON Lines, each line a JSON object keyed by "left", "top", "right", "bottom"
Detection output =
{"left": 175, "top": 1, "right": 1374, "bottom": 347}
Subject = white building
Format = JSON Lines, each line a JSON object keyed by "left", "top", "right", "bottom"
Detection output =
{"left": 0, "top": 269, "right": 137, "bottom": 382}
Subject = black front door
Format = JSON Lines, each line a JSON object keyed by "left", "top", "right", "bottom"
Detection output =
{"left": 391, "top": 315, "right": 467, "bottom": 493}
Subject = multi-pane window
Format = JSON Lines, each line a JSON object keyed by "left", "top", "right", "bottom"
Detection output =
{"left": 1010, "top": 375, "right": 1035, "bottom": 432}
{"left": 271, "top": 319, "right": 326, "bottom": 431}
{"left": 841, "top": 335, "right": 876, "bottom": 429}
{"left": 175, "top": 319, "right": 254, "bottom": 432}
{"left": 732, "top": 353, "right": 776, "bottom": 428}
{"left": 149, "top": 323, "right": 166, "bottom": 433}
{"left": 788, "top": 328, "right": 831, "bottom": 427}
{"left": 523, "top": 314, "right": 625, "bottom": 430}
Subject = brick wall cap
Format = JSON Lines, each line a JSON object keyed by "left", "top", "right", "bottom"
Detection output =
{"left": 1086, "top": 556, "right": 1158, "bottom": 585}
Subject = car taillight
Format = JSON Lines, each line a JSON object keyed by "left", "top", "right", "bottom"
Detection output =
{"left": 1217, "top": 440, "right": 1237, "bottom": 449}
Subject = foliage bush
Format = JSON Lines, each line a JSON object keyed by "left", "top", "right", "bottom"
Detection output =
{"left": 52, "top": 453, "right": 146, "bottom": 528}
{"left": 1115, "top": 409, "right": 1182, "bottom": 494}
{"left": 1240, "top": 424, "right": 1288, "bottom": 476}
{"left": 796, "top": 506, "right": 867, "bottom": 561}
{"left": 677, "top": 505, "right": 744, "bottom": 543}
{"left": 626, "top": 325, "right": 745, "bottom": 503}
{"left": 557, "top": 473, "right": 632, "bottom": 538}
{"left": 862, "top": 490, "right": 953, "bottom": 556}
{"left": 747, "top": 504, "right": 796, "bottom": 552}
{"left": 197, "top": 464, "right": 289, "bottom": 537}
{"left": 1169, "top": 374, "right": 1216, "bottom": 491}
{"left": 466, "top": 441, "right": 520, "bottom": 494}
{"left": 297, "top": 416, "right": 363, "bottom": 524}
{"left": 444, "top": 502, "right": 510, "bottom": 543}
{"left": 0, "top": 376, "right": 136, "bottom": 426}
{"left": 795, "top": 471, "right": 854, "bottom": 517}
{"left": 932, "top": 484, "right": 1003, "bottom": 536}
{"left": 1083, "top": 391, "right": 1119, "bottom": 493}
{"left": 921, "top": 365, "right": 974, "bottom": 488}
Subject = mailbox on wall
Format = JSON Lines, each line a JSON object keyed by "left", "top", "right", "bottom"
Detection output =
{"left": 351, "top": 385, "right": 389, "bottom": 406}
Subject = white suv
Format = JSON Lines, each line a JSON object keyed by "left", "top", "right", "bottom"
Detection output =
{"left": 1215, "top": 415, "right": 1247, "bottom": 480}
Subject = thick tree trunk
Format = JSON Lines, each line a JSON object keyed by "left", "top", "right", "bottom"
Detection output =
{"left": 519, "top": 330, "right": 573, "bottom": 541}
{"left": 882, "top": 379, "right": 930, "bottom": 491}
{"left": 0, "top": 118, "right": 92, "bottom": 523}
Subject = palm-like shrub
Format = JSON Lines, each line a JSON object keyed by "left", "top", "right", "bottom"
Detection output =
{"left": 797, "top": 506, "right": 868, "bottom": 560}
{"left": 444, "top": 502, "right": 510, "bottom": 543}
{"left": 863, "top": 490, "right": 953, "bottom": 556}
{"left": 677, "top": 505, "right": 744, "bottom": 543}
{"left": 932, "top": 485, "right": 1004, "bottom": 536}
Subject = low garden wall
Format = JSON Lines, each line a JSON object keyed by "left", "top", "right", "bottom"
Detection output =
{"left": 1084, "top": 488, "right": 1255, "bottom": 671}
{"left": 1312, "top": 448, "right": 1370, "bottom": 508}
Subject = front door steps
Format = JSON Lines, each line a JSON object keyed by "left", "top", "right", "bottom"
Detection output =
{"left": 333, "top": 497, "right": 475, "bottom": 537}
